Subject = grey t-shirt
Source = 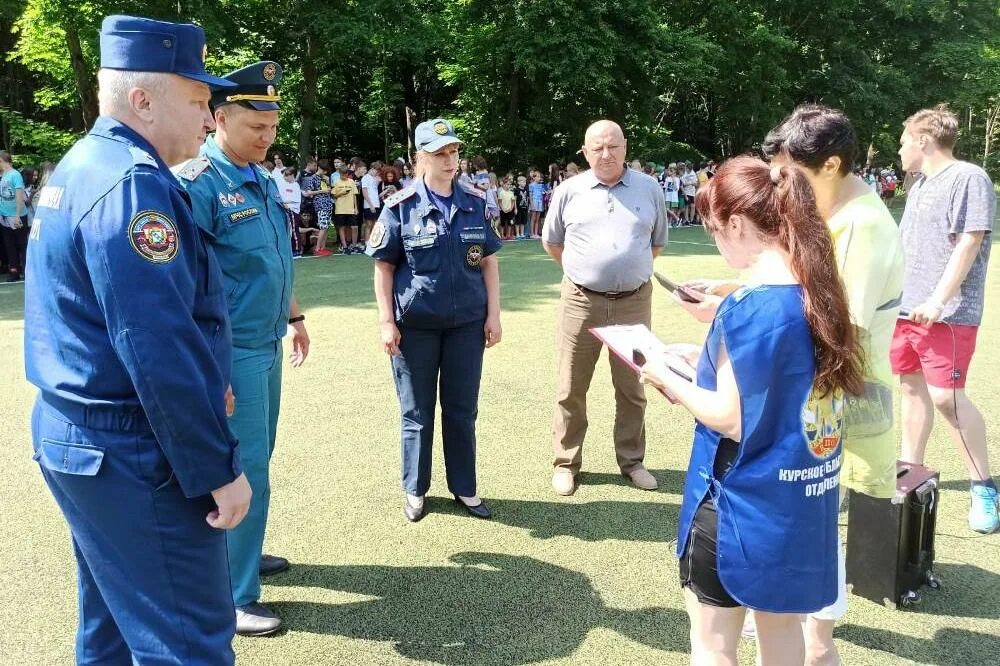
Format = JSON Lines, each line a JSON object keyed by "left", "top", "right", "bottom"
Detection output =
{"left": 542, "top": 168, "right": 668, "bottom": 292}
{"left": 900, "top": 161, "right": 996, "bottom": 326}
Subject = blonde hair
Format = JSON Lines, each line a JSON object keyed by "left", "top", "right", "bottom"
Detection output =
{"left": 413, "top": 150, "right": 431, "bottom": 178}
{"left": 904, "top": 104, "right": 959, "bottom": 150}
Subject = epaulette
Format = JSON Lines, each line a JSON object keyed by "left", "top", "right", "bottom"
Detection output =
{"left": 173, "top": 156, "right": 211, "bottom": 181}
{"left": 459, "top": 180, "right": 486, "bottom": 199}
{"left": 383, "top": 185, "right": 417, "bottom": 208}
{"left": 128, "top": 146, "right": 159, "bottom": 169}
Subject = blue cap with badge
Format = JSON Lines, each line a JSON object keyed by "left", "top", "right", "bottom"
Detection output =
{"left": 414, "top": 118, "right": 463, "bottom": 153}
{"left": 100, "top": 15, "right": 235, "bottom": 89}
{"left": 210, "top": 61, "right": 283, "bottom": 111}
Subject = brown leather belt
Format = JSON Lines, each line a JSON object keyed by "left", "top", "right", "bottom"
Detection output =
{"left": 574, "top": 282, "right": 642, "bottom": 300}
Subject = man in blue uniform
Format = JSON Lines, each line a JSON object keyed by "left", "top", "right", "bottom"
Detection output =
{"left": 23, "top": 15, "right": 249, "bottom": 665}
{"left": 175, "top": 61, "right": 309, "bottom": 636}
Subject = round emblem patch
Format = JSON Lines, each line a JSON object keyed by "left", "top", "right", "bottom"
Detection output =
{"left": 433, "top": 121, "right": 449, "bottom": 135}
{"left": 262, "top": 62, "right": 277, "bottom": 81}
{"left": 369, "top": 222, "right": 387, "bottom": 248}
{"left": 466, "top": 243, "right": 483, "bottom": 267}
{"left": 802, "top": 386, "right": 845, "bottom": 460}
{"left": 129, "top": 211, "right": 179, "bottom": 263}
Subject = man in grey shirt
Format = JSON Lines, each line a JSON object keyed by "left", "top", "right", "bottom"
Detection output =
{"left": 892, "top": 105, "right": 998, "bottom": 534}
{"left": 542, "top": 119, "right": 668, "bottom": 496}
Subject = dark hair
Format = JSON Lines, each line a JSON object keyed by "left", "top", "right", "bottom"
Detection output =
{"left": 282, "top": 166, "right": 297, "bottom": 177}
{"left": 471, "top": 156, "right": 489, "bottom": 172}
{"left": 762, "top": 104, "right": 858, "bottom": 175}
{"left": 696, "top": 156, "right": 864, "bottom": 397}
{"left": 0, "top": 150, "right": 13, "bottom": 166}
{"left": 548, "top": 163, "right": 561, "bottom": 185}
{"left": 317, "top": 159, "right": 330, "bottom": 173}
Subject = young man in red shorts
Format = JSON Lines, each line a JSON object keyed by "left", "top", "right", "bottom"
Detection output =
{"left": 894, "top": 105, "right": 998, "bottom": 533}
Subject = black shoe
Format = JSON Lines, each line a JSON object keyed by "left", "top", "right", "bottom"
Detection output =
{"left": 235, "top": 602, "right": 282, "bottom": 636}
{"left": 6, "top": 272, "right": 20, "bottom": 283}
{"left": 259, "top": 554, "right": 289, "bottom": 576}
{"left": 453, "top": 495, "right": 492, "bottom": 519}
{"left": 404, "top": 498, "right": 426, "bottom": 522}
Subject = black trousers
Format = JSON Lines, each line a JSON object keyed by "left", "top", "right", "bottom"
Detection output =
{"left": 1, "top": 221, "right": 28, "bottom": 274}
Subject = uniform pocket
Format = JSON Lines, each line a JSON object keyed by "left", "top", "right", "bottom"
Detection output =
{"left": 223, "top": 208, "right": 268, "bottom": 250}
{"left": 32, "top": 439, "right": 105, "bottom": 476}
{"left": 404, "top": 236, "right": 441, "bottom": 274}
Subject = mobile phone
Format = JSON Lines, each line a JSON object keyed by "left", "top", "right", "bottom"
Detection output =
{"left": 632, "top": 347, "right": 693, "bottom": 382}
{"left": 653, "top": 272, "right": 700, "bottom": 303}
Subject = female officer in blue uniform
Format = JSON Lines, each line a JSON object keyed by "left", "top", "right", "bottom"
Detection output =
{"left": 175, "top": 61, "right": 309, "bottom": 636}
{"left": 639, "top": 158, "right": 865, "bottom": 664}
{"left": 366, "top": 118, "right": 502, "bottom": 522}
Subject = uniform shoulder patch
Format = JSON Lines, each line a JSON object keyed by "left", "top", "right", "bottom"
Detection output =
{"left": 129, "top": 146, "right": 159, "bottom": 169}
{"left": 129, "top": 210, "right": 179, "bottom": 263}
{"left": 174, "top": 156, "right": 211, "bottom": 182}
{"left": 459, "top": 180, "right": 486, "bottom": 199}
{"left": 369, "top": 221, "right": 387, "bottom": 248}
{"left": 383, "top": 185, "right": 416, "bottom": 208}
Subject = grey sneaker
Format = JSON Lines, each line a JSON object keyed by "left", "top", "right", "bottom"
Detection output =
{"left": 235, "top": 602, "right": 282, "bottom": 636}
{"left": 625, "top": 466, "right": 659, "bottom": 491}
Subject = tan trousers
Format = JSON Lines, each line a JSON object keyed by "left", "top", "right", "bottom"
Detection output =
{"left": 552, "top": 277, "right": 652, "bottom": 474}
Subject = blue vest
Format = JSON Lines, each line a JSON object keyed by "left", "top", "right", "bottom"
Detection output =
{"left": 676, "top": 285, "right": 844, "bottom": 613}
{"left": 366, "top": 177, "right": 502, "bottom": 329}
{"left": 174, "top": 136, "right": 293, "bottom": 348}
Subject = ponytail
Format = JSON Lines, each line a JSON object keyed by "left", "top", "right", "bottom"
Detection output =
{"left": 696, "top": 157, "right": 864, "bottom": 397}
{"left": 771, "top": 164, "right": 864, "bottom": 396}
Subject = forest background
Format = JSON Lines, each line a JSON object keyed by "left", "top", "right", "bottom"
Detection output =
{"left": 1, "top": 0, "right": 998, "bottom": 175}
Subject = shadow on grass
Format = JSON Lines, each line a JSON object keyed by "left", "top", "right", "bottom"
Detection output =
{"left": 904, "top": 563, "right": 1000, "bottom": 620}
{"left": 271, "top": 552, "right": 689, "bottom": 664}
{"left": 579, "top": 468, "right": 687, "bottom": 494}
{"left": 936, "top": 478, "right": 977, "bottom": 492}
{"left": 836, "top": 624, "right": 1000, "bottom": 666}
{"left": 486, "top": 496, "right": 680, "bottom": 543}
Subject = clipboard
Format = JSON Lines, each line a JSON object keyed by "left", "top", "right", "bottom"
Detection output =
{"left": 589, "top": 324, "right": 694, "bottom": 403}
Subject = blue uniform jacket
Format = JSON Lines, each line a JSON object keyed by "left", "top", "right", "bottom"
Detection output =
{"left": 676, "top": 285, "right": 844, "bottom": 613}
{"left": 24, "top": 116, "right": 241, "bottom": 499}
{"left": 366, "top": 177, "right": 501, "bottom": 329}
{"left": 174, "top": 136, "right": 293, "bottom": 348}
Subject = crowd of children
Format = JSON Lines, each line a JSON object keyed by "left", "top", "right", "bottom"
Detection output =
{"left": 271, "top": 153, "right": 887, "bottom": 255}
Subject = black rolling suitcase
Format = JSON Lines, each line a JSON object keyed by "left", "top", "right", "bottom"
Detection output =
{"left": 845, "top": 461, "right": 942, "bottom": 608}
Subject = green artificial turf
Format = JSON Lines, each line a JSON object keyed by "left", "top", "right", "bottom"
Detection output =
{"left": 0, "top": 223, "right": 998, "bottom": 665}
